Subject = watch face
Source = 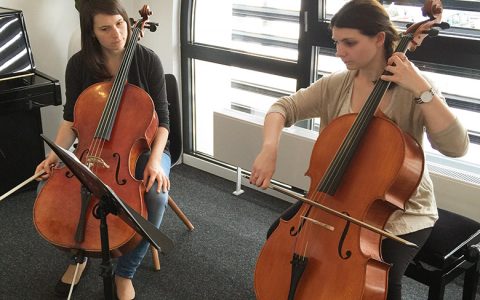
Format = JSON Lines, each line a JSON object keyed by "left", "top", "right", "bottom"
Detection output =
{"left": 420, "top": 90, "right": 434, "bottom": 102}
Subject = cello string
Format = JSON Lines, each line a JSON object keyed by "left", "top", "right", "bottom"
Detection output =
{"left": 319, "top": 77, "right": 387, "bottom": 193}
{"left": 92, "top": 25, "right": 140, "bottom": 153}
{"left": 301, "top": 73, "right": 385, "bottom": 247}
{"left": 100, "top": 25, "right": 140, "bottom": 136}
{"left": 296, "top": 83, "right": 385, "bottom": 256}
{"left": 306, "top": 36, "right": 411, "bottom": 235}
{"left": 77, "top": 24, "right": 142, "bottom": 221}
{"left": 97, "top": 19, "right": 141, "bottom": 140}
{"left": 294, "top": 197, "right": 315, "bottom": 255}
{"left": 93, "top": 16, "right": 156, "bottom": 161}
{"left": 88, "top": 24, "right": 142, "bottom": 164}
{"left": 315, "top": 34, "right": 410, "bottom": 197}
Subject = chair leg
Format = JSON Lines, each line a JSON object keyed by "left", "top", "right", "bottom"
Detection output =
{"left": 462, "top": 262, "right": 479, "bottom": 300}
{"left": 168, "top": 196, "right": 194, "bottom": 231}
{"left": 427, "top": 278, "right": 446, "bottom": 300}
{"left": 151, "top": 245, "right": 161, "bottom": 271}
{"left": 151, "top": 196, "right": 194, "bottom": 271}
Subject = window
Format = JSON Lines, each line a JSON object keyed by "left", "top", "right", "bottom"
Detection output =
{"left": 182, "top": 0, "right": 480, "bottom": 186}
{"left": 310, "top": 0, "right": 480, "bottom": 184}
{"left": 194, "top": 0, "right": 300, "bottom": 60}
{"left": 192, "top": 60, "right": 295, "bottom": 154}
{"left": 184, "top": 0, "right": 300, "bottom": 156}
{"left": 323, "top": 0, "right": 480, "bottom": 38}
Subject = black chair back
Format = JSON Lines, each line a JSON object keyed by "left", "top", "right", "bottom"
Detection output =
{"left": 165, "top": 74, "right": 182, "bottom": 167}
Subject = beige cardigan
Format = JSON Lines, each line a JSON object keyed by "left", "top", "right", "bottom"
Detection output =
{"left": 268, "top": 70, "right": 469, "bottom": 235}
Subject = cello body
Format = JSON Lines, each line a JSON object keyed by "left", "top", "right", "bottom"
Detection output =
{"left": 33, "top": 82, "right": 158, "bottom": 257}
{"left": 254, "top": 114, "right": 424, "bottom": 299}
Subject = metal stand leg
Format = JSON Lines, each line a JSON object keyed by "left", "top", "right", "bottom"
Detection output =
{"left": 94, "top": 196, "right": 115, "bottom": 300}
{"left": 232, "top": 167, "right": 244, "bottom": 196}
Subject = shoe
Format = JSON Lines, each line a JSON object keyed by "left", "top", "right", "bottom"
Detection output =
{"left": 54, "top": 259, "right": 88, "bottom": 297}
{"left": 114, "top": 296, "right": 136, "bottom": 300}
{"left": 114, "top": 290, "right": 136, "bottom": 300}
{"left": 114, "top": 275, "right": 136, "bottom": 300}
{"left": 54, "top": 279, "right": 79, "bottom": 297}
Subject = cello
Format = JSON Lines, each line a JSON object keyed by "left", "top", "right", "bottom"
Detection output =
{"left": 254, "top": 1, "right": 448, "bottom": 299}
{"left": 33, "top": 5, "right": 160, "bottom": 258}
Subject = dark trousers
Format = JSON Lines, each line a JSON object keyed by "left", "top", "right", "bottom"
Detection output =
{"left": 382, "top": 227, "right": 432, "bottom": 300}
{"left": 267, "top": 201, "right": 433, "bottom": 300}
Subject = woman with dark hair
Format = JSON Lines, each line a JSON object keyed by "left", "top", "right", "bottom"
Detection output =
{"left": 250, "top": 0, "right": 469, "bottom": 299}
{"left": 35, "top": 0, "right": 170, "bottom": 299}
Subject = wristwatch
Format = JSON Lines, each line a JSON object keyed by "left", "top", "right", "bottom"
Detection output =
{"left": 414, "top": 88, "right": 436, "bottom": 104}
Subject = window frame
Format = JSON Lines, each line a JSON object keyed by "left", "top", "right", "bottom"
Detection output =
{"left": 181, "top": 0, "right": 480, "bottom": 174}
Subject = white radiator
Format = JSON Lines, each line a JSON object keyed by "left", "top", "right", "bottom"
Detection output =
{"left": 213, "top": 109, "right": 480, "bottom": 221}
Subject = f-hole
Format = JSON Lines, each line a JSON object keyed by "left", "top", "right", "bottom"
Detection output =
{"left": 338, "top": 212, "right": 352, "bottom": 260}
{"left": 113, "top": 153, "right": 126, "bottom": 185}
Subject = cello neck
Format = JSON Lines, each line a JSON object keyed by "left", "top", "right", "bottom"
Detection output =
{"left": 360, "top": 33, "right": 413, "bottom": 123}
{"left": 94, "top": 21, "right": 145, "bottom": 141}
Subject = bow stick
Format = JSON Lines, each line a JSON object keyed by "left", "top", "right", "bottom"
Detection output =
{"left": 244, "top": 175, "right": 418, "bottom": 248}
{"left": 0, "top": 170, "right": 45, "bottom": 202}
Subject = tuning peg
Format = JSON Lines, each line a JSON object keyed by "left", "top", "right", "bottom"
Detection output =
{"left": 144, "top": 21, "right": 159, "bottom": 32}
{"left": 424, "top": 29, "right": 439, "bottom": 37}
{"left": 436, "top": 22, "right": 450, "bottom": 30}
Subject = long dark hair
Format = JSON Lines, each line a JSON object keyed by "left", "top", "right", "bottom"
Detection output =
{"left": 330, "top": 0, "right": 400, "bottom": 60}
{"left": 79, "top": 0, "right": 131, "bottom": 80}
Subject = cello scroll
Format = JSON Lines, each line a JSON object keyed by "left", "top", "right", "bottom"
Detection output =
{"left": 130, "top": 5, "right": 158, "bottom": 33}
{"left": 406, "top": 0, "right": 449, "bottom": 51}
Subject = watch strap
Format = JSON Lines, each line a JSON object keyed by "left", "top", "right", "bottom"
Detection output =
{"left": 414, "top": 88, "right": 434, "bottom": 104}
{"left": 414, "top": 97, "right": 425, "bottom": 104}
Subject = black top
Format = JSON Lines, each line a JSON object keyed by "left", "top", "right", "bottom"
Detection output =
{"left": 63, "top": 44, "right": 169, "bottom": 131}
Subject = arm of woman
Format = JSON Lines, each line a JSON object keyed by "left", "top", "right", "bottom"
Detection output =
{"left": 382, "top": 53, "right": 457, "bottom": 132}
{"left": 250, "top": 72, "right": 343, "bottom": 188}
{"left": 250, "top": 112, "right": 286, "bottom": 189}
{"left": 382, "top": 53, "right": 469, "bottom": 156}
{"left": 35, "top": 120, "right": 77, "bottom": 180}
{"left": 142, "top": 48, "right": 169, "bottom": 193}
{"left": 144, "top": 127, "right": 169, "bottom": 193}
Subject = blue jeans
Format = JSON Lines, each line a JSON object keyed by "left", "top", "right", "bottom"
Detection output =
{"left": 115, "top": 151, "right": 171, "bottom": 279}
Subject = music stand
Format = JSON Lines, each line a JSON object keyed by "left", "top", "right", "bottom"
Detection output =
{"left": 41, "top": 134, "right": 174, "bottom": 299}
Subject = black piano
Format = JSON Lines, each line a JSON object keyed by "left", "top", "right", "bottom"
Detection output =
{"left": 0, "top": 7, "right": 61, "bottom": 195}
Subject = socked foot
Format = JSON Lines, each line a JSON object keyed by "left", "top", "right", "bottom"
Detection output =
{"left": 115, "top": 275, "right": 135, "bottom": 300}
{"left": 61, "top": 259, "right": 88, "bottom": 284}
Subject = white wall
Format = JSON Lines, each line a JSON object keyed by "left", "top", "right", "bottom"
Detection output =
{"left": 133, "top": 0, "right": 181, "bottom": 76}
{"left": 0, "top": 0, "right": 180, "bottom": 141}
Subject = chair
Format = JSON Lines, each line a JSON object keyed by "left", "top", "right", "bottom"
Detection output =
{"left": 405, "top": 208, "right": 480, "bottom": 299}
{"left": 150, "top": 74, "right": 194, "bottom": 271}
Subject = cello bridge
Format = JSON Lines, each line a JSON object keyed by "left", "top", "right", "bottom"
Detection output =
{"left": 86, "top": 155, "right": 110, "bottom": 169}
{"left": 301, "top": 216, "right": 335, "bottom": 231}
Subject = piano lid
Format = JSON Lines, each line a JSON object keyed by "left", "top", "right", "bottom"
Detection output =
{"left": 0, "top": 7, "right": 36, "bottom": 81}
{"left": 0, "top": 70, "right": 61, "bottom": 113}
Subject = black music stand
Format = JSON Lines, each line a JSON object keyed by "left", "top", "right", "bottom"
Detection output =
{"left": 41, "top": 134, "right": 174, "bottom": 300}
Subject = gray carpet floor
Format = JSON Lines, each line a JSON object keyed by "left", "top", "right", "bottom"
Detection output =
{"left": 0, "top": 164, "right": 478, "bottom": 299}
